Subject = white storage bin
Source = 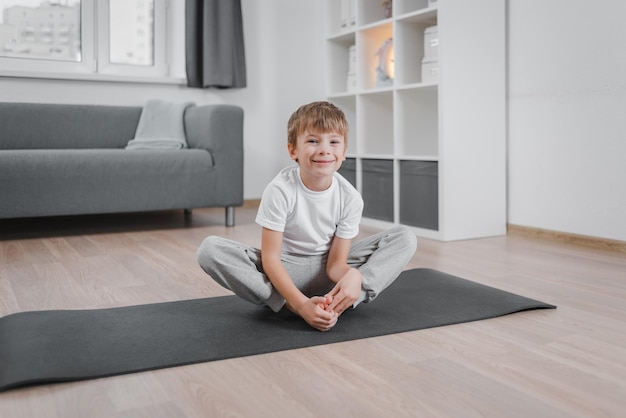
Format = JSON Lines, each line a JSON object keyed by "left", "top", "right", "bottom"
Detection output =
{"left": 347, "top": 72, "right": 357, "bottom": 92}
{"left": 348, "top": 45, "right": 356, "bottom": 74}
{"left": 421, "top": 57, "right": 439, "bottom": 84}
{"left": 424, "top": 25, "right": 439, "bottom": 58}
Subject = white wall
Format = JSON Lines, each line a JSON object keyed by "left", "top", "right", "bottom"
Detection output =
{"left": 507, "top": 0, "right": 626, "bottom": 241}
{"left": 0, "top": 0, "right": 324, "bottom": 201}
{"left": 4, "top": 0, "right": 624, "bottom": 242}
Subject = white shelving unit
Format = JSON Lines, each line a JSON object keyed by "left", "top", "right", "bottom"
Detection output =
{"left": 325, "top": 0, "right": 506, "bottom": 241}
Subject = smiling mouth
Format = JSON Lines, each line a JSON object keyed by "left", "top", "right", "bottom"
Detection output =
{"left": 312, "top": 159, "right": 335, "bottom": 164}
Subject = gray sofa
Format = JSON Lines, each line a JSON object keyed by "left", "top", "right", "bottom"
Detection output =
{"left": 0, "top": 102, "right": 244, "bottom": 226}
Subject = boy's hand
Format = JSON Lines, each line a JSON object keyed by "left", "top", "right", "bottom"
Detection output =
{"left": 287, "top": 296, "right": 338, "bottom": 332}
{"left": 326, "top": 268, "right": 363, "bottom": 315}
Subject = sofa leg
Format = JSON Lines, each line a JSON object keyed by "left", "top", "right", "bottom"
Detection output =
{"left": 225, "top": 206, "right": 235, "bottom": 227}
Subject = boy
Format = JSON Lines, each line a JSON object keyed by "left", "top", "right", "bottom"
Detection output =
{"left": 197, "top": 101, "right": 417, "bottom": 331}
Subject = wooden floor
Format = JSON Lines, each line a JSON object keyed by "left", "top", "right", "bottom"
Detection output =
{"left": 0, "top": 205, "right": 625, "bottom": 417}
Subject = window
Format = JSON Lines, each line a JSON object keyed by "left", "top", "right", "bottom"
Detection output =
{"left": 0, "top": 0, "right": 169, "bottom": 80}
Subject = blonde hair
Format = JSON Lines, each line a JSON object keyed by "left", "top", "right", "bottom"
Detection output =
{"left": 287, "top": 101, "right": 349, "bottom": 148}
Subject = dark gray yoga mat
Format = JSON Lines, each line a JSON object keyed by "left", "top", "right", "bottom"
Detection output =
{"left": 0, "top": 268, "right": 555, "bottom": 392}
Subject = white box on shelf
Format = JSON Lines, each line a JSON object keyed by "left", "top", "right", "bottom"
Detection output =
{"left": 340, "top": 0, "right": 349, "bottom": 30}
{"left": 350, "top": 0, "right": 356, "bottom": 27}
{"left": 346, "top": 72, "right": 357, "bottom": 92}
{"left": 349, "top": 45, "right": 356, "bottom": 74}
{"left": 421, "top": 57, "right": 439, "bottom": 84}
{"left": 424, "top": 25, "right": 439, "bottom": 57}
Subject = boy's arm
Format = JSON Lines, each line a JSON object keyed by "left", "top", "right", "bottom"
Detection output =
{"left": 261, "top": 227, "right": 337, "bottom": 331}
{"left": 325, "top": 236, "right": 363, "bottom": 315}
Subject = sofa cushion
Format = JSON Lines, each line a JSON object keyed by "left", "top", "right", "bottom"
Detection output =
{"left": 0, "top": 149, "right": 216, "bottom": 218}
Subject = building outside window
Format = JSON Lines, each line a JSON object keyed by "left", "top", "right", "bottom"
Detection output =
{"left": 108, "top": 0, "right": 154, "bottom": 66}
{"left": 0, "top": 0, "right": 81, "bottom": 62}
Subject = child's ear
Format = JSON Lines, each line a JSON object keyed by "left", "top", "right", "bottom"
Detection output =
{"left": 287, "top": 143, "right": 298, "bottom": 161}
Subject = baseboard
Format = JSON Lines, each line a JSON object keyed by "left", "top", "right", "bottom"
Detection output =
{"left": 243, "top": 198, "right": 261, "bottom": 209}
{"left": 242, "top": 202, "right": 625, "bottom": 253}
{"left": 507, "top": 224, "right": 626, "bottom": 254}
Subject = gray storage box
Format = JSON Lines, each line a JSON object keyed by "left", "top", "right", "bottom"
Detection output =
{"left": 338, "top": 157, "right": 357, "bottom": 188}
{"left": 399, "top": 160, "right": 438, "bottom": 230}
{"left": 362, "top": 159, "right": 394, "bottom": 222}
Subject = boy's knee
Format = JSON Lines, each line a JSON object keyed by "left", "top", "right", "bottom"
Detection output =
{"left": 197, "top": 235, "right": 222, "bottom": 266}
{"left": 394, "top": 225, "right": 417, "bottom": 257}
{"left": 393, "top": 225, "right": 418, "bottom": 254}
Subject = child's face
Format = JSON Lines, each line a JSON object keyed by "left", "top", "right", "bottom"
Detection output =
{"left": 288, "top": 129, "right": 347, "bottom": 191}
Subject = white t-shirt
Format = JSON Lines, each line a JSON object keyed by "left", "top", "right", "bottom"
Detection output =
{"left": 255, "top": 165, "right": 363, "bottom": 255}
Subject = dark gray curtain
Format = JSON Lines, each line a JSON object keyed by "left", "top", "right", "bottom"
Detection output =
{"left": 185, "top": 0, "right": 247, "bottom": 88}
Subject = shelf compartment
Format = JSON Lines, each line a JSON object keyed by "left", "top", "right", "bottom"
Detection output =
{"left": 328, "top": 95, "right": 357, "bottom": 154}
{"left": 358, "top": 22, "right": 393, "bottom": 90}
{"left": 362, "top": 158, "right": 394, "bottom": 222}
{"left": 359, "top": 0, "right": 393, "bottom": 26}
{"left": 326, "top": 0, "right": 356, "bottom": 36}
{"left": 399, "top": 160, "right": 438, "bottom": 230}
{"left": 396, "top": 86, "right": 438, "bottom": 157}
{"left": 338, "top": 157, "right": 357, "bottom": 189}
{"left": 326, "top": 33, "right": 357, "bottom": 95}
{"left": 395, "top": 0, "right": 437, "bottom": 16}
{"left": 396, "top": 4, "right": 438, "bottom": 23}
{"left": 359, "top": 90, "right": 394, "bottom": 155}
{"left": 394, "top": 13, "right": 437, "bottom": 85}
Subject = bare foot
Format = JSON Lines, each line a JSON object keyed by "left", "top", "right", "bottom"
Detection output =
{"left": 317, "top": 295, "right": 333, "bottom": 311}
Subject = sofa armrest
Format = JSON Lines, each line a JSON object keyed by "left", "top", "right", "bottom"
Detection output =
{"left": 184, "top": 105, "right": 244, "bottom": 206}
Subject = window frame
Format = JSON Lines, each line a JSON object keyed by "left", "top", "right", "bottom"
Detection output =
{"left": 0, "top": 0, "right": 175, "bottom": 83}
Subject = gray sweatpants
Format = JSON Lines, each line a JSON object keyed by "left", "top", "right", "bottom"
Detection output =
{"left": 197, "top": 226, "right": 417, "bottom": 312}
